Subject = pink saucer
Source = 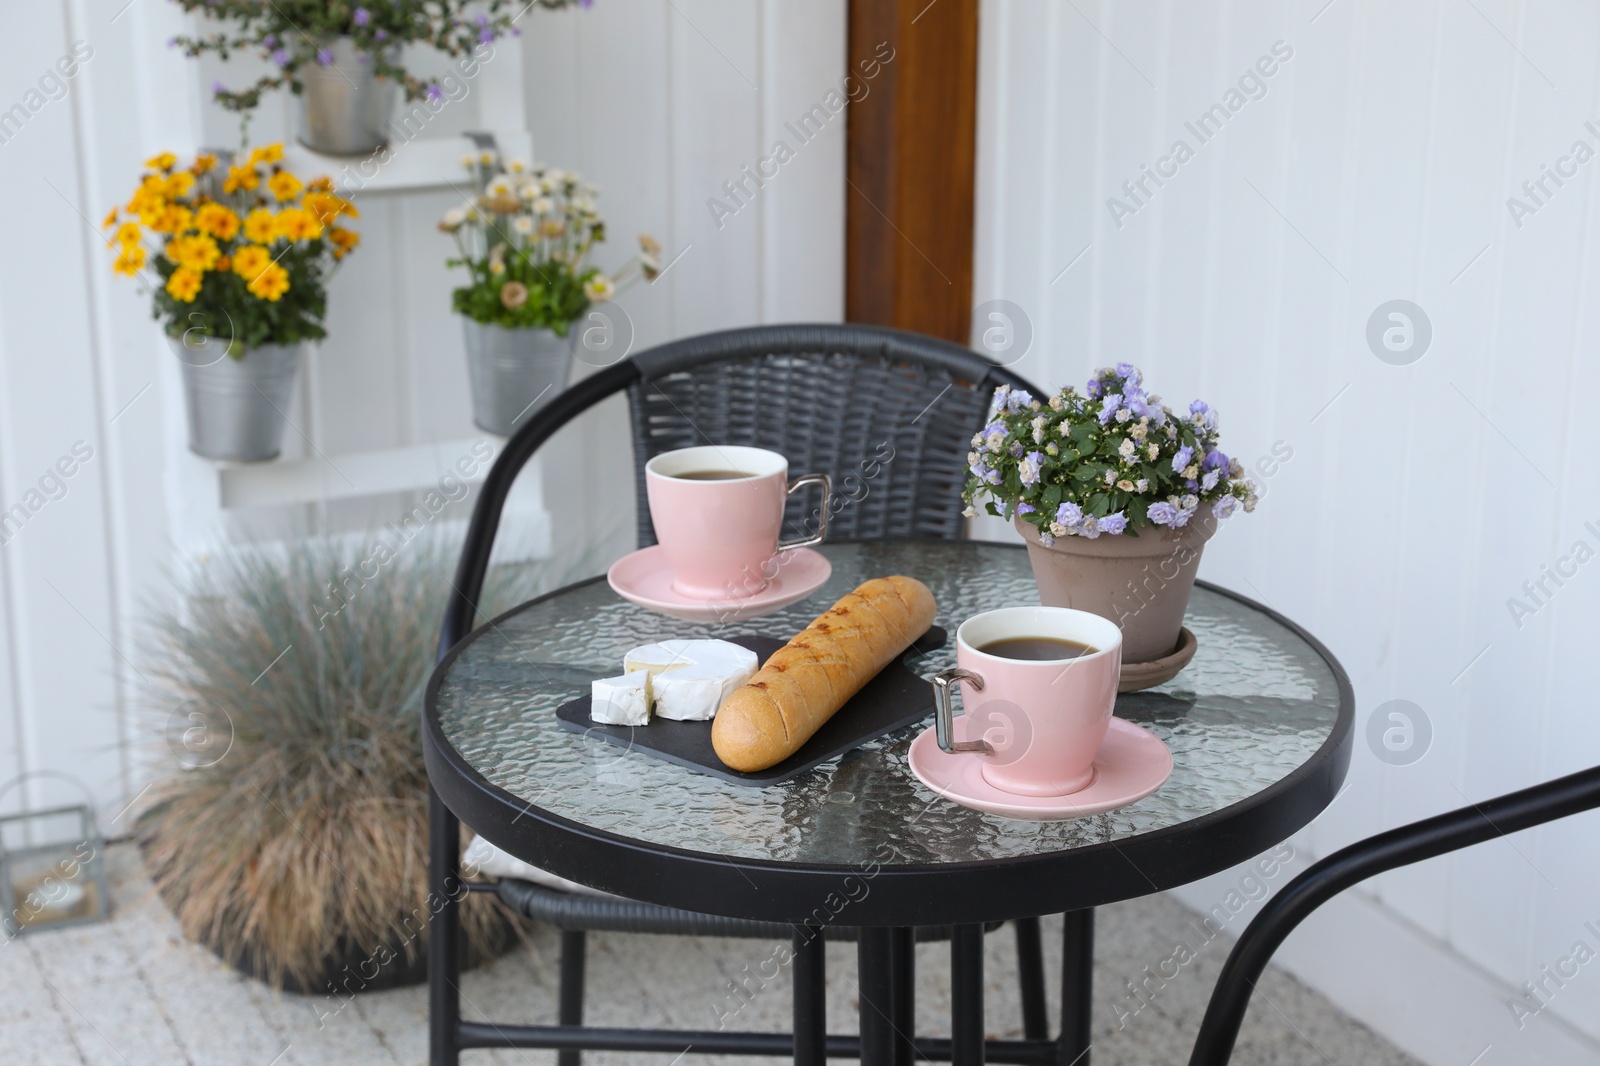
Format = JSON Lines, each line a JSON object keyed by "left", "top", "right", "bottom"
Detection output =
{"left": 606, "top": 544, "right": 832, "bottom": 623}
{"left": 908, "top": 716, "right": 1173, "bottom": 821}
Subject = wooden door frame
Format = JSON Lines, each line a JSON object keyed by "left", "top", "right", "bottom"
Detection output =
{"left": 845, "top": 0, "right": 980, "bottom": 345}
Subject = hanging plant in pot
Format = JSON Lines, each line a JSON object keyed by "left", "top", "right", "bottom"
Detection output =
{"left": 963, "top": 366, "right": 1259, "bottom": 673}
{"left": 105, "top": 145, "right": 359, "bottom": 462}
{"left": 441, "top": 154, "right": 659, "bottom": 436}
{"left": 168, "top": 0, "right": 593, "bottom": 155}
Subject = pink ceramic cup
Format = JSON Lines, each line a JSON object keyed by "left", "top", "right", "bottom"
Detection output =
{"left": 930, "top": 606, "right": 1124, "bottom": 797}
{"left": 644, "top": 445, "right": 830, "bottom": 598}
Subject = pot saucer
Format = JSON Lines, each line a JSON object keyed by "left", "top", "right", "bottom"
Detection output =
{"left": 606, "top": 545, "right": 832, "bottom": 623}
{"left": 1118, "top": 626, "right": 1198, "bottom": 692}
{"left": 907, "top": 716, "right": 1172, "bottom": 821}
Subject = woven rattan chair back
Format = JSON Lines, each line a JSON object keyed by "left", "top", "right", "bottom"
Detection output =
{"left": 625, "top": 324, "right": 1035, "bottom": 549}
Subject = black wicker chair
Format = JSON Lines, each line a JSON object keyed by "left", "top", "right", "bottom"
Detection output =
{"left": 1187, "top": 763, "right": 1600, "bottom": 1064}
{"left": 429, "top": 323, "right": 1048, "bottom": 1064}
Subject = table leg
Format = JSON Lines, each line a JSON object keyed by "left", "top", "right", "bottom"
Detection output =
{"left": 792, "top": 927, "right": 826, "bottom": 1066}
{"left": 1059, "top": 908, "right": 1094, "bottom": 1065}
{"left": 891, "top": 927, "right": 916, "bottom": 1065}
{"left": 428, "top": 788, "right": 461, "bottom": 1066}
{"left": 858, "top": 928, "right": 896, "bottom": 1063}
{"left": 951, "top": 923, "right": 985, "bottom": 1065}
{"left": 1014, "top": 917, "right": 1049, "bottom": 1039}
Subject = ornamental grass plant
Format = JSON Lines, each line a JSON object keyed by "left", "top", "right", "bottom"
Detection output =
{"left": 136, "top": 535, "right": 573, "bottom": 991}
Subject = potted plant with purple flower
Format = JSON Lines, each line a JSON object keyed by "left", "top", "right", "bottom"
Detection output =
{"left": 169, "top": 0, "right": 592, "bottom": 155}
{"left": 963, "top": 365, "right": 1257, "bottom": 665}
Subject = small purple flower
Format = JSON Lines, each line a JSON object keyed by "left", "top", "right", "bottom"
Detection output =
{"left": 1171, "top": 507, "right": 1193, "bottom": 528}
{"left": 479, "top": 27, "right": 495, "bottom": 43}
{"left": 1056, "top": 502, "right": 1083, "bottom": 527}
{"left": 271, "top": 47, "right": 291, "bottom": 66}
{"left": 1213, "top": 495, "right": 1240, "bottom": 519}
{"left": 317, "top": 47, "right": 335, "bottom": 65}
{"left": 427, "top": 82, "right": 444, "bottom": 101}
{"left": 1171, "top": 445, "right": 1193, "bottom": 473}
{"left": 1097, "top": 511, "right": 1128, "bottom": 535}
{"left": 1147, "top": 501, "right": 1178, "bottom": 526}
{"left": 1098, "top": 393, "right": 1122, "bottom": 425}
{"left": 374, "top": 28, "right": 389, "bottom": 40}
{"left": 1078, "top": 521, "right": 1102, "bottom": 539}
{"left": 353, "top": 6, "right": 370, "bottom": 25}
{"left": 1201, "top": 469, "right": 1220, "bottom": 491}
{"left": 1005, "top": 389, "right": 1034, "bottom": 412}
{"left": 1016, "top": 502, "right": 1036, "bottom": 515}
{"left": 475, "top": 13, "right": 490, "bottom": 25}
{"left": 167, "top": 35, "right": 177, "bottom": 48}
{"left": 1085, "top": 377, "right": 1103, "bottom": 399}
{"left": 263, "top": 33, "right": 277, "bottom": 47}
{"left": 212, "top": 79, "right": 227, "bottom": 94}
{"left": 1020, "top": 451, "right": 1045, "bottom": 487}
{"left": 1115, "top": 362, "right": 1141, "bottom": 387}
{"left": 1185, "top": 479, "right": 1199, "bottom": 491}
{"left": 1038, "top": 531, "right": 1055, "bottom": 547}
{"left": 1201, "top": 448, "right": 1227, "bottom": 472}
{"left": 1189, "top": 399, "right": 1209, "bottom": 418}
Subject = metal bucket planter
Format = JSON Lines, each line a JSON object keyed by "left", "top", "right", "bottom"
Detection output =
{"left": 461, "top": 319, "right": 577, "bottom": 436}
{"left": 171, "top": 336, "right": 301, "bottom": 462}
{"left": 296, "top": 37, "right": 397, "bottom": 155}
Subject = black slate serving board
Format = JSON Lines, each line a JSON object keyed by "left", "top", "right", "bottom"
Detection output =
{"left": 554, "top": 626, "right": 947, "bottom": 786}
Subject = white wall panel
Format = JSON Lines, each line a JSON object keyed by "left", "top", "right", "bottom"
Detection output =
{"left": 976, "top": 0, "right": 1600, "bottom": 1058}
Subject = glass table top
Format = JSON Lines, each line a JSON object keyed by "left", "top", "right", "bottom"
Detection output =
{"left": 432, "top": 540, "right": 1347, "bottom": 869}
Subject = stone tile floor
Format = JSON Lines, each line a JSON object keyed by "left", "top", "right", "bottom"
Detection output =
{"left": 0, "top": 844, "right": 1422, "bottom": 1065}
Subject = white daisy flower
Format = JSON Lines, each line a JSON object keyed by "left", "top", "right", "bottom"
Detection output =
{"left": 512, "top": 216, "right": 535, "bottom": 236}
{"left": 584, "top": 273, "right": 616, "bottom": 302}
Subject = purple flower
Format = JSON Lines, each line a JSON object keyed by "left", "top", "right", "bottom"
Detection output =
{"left": 263, "top": 33, "right": 277, "bottom": 47}
{"left": 1201, "top": 448, "right": 1227, "bottom": 472}
{"left": 1097, "top": 511, "right": 1128, "bottom": 535}
{"left": 1055, "top": 502, "right": 1083, "bottom": 526}
{"left": 1016, "top": 502, "right": 1036, "bottom": 515}
{"left": 353, "top": 6, "right": 370, "bottom": 25}
{"left": 1020, "top": 451, "right": 1045, "bottom": 487}
{"left": 1171, "top": 445, "right": 1193, "bottom": 472}
{"left": 1005, "top": 389, "right": 1034, "bottom": 412}
{"left": 1038, "top": 531, "right": 1056, "bottom": 547}
{"left": 479, "top": 27, "right": 495, "bottom": 43}
{"left": 1085, "top": 377, "right": 1103, "bottom": 399}
{"left": 427, "top": 82, "right": 444, "bottom": 101}
{"left": 1115, "top": 362, "right": 1141, "bottom": 387}
{"left": 1213, "top": 495, "right": 1240, "bottom": 519}
{"left": 1189, "top": 399, "right": 1209, "bottom": 418}
{"left": 1147, "top": 501, "right": 1178, "bottom": 526}
{"left": 1171, "top": 507, "right": 1193, "bottom": 528}
{"left": 1201, "top": 469, "right": 1220, "bottom": 491}
{"left": 374, "top": 28, "right": 389, "bottom": 40}
{"left": 212, "top": 79, "right": 227, "bottom": 94}
{"left": 271, "top": 47, "right": 291, "bottom": 66}
{"left": 316, "top": 47, "right": 335, "bottom": 65}
{"left": 1098, "top": 393, "right": 1122, "bottom": 425}
{"left": 1078, "top": 521, "right": 1102, "bottom": 539}
{"left": 475, "top": 12, "right": 490, "bottom": 25}
{"left": 580, "top": 0, "right": 594, "bottom": 7}
{"left": 1185, "top": 479, "right": 1199, "bottom": 491}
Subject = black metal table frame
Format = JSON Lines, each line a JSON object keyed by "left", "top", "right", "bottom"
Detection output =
{"left": 425, "top": 563, "right": 1354, "bottom": 1065}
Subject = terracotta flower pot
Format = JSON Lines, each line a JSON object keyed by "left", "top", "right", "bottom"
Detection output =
{"left": 1014, "top": 514, "right": 1216, "bottom": 663}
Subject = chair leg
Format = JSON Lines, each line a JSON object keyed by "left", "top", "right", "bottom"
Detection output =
{"left": 428, "top": 788, "right": 461, "bottom": 1066}
{"left": 951, "top": 924, "right": 986, "bottom": 1065}
{"left": 1014, "top": 917, "right": 1049, "bottom": 1040}
{"left": 557, "top": 929, "right": 587, "bottom": 1066}
{"left": 792, "top": 927, "right": 826, "bottom": 1066}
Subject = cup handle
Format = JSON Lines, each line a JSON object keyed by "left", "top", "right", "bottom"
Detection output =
{"left": 931, "top": 668, "right": 994, "bottom": 755}
{"left": 777, "top": 472, "right": 832, "bottom": 550}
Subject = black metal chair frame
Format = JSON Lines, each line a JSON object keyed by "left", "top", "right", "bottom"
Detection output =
{"left": 428, "top": 324, "right": 1053, "bottom": 1064}
{"left": 1188, "top": 763, "right": 1600, "bottom": 1064}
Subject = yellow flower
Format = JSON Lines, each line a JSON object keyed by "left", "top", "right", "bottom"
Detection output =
{"left": 246, "top": 261, "right": 290, "bottom": 302}
{"left": 268, "top": 170, "right": 302, "bottom": 202}
{"left": 112, "top": 221, "right": 142, "bottom": 247}
{"left": 328, "top": 226, "right": 359, "bottom": 260}
{"left": 224, "top": 165, "right": 259, "bottom": 195}
{"left": 195, "top": 203, "right": 240, "bottom": 241}
{"left": 148, "top": 204, "right": 193, "bottom": 235}
{"left": 165, "top": 267, "right": 203, "bottom": 302}
{"left": 231, "top": 244, "right": 272, "bottom": 281}
{"left": 128, "top": 181, "right": 165, "bottom": 220}
{"left": 192, "top": 153, "right": 217, "bottom": 174}
{"left": 101, "top": 207, "right": 118, "bottom": 228}
{"left": 248, "top": 143, "right": 284, "bottom": 167}
{"left": 307, "top": 176, "right": 335, "bottom": 193}
{"left": 275, "top": 207, "right": 322, "bottom": 241}
{"left": 112, "top": 245, "right": 146, "bottom": 277}
{"left": 167, "top": 233, "right": 221, "bottom": 271}
{"left": 163, "top": 171, "right": 195, "bottom": 199}
{"left": 242, "top": 209, "right": 278, "bottom": 244}
{"left": 145, "top": 152, "right": 177, "bottom": 172}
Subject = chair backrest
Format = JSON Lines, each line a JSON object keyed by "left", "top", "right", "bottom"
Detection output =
{"left": 438, "top": 323, "right": 1040, "bottom": 657}
{"left": 1188, "top": 763, "right": 1600, "bottom": 1064}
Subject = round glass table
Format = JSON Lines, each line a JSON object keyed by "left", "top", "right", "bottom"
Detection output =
{"left": 425, "top": 539, "right": 1353, "bottom": 1065}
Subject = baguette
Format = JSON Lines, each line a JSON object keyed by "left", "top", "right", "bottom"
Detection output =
{"left": 711, "top": 576, "right": 937, "bottom": 772}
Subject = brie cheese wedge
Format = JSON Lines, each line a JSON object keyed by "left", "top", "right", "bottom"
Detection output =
{"left": 623, "top": 639, "right": 758, "bottom": 722}
{"left": 590, "top": 670, "right": 651, "bottom": 726}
